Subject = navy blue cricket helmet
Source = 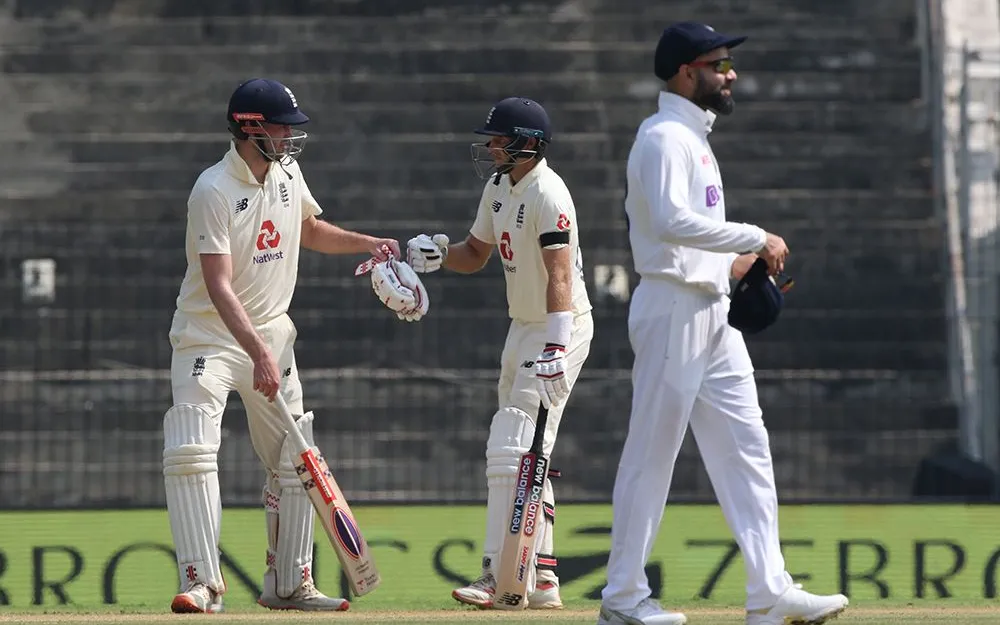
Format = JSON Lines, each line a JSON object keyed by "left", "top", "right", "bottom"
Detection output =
{"left": 471, "top": 97, "right": 551, "bottom": 180}
{"left": 227, "top": 78, "right": 309, "bottom": 166}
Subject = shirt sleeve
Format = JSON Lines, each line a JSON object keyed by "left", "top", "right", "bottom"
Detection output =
{"left": 188, "top": 183, "right": 231, "bottom": 255}
{"left": 638, "top": 132, "right": 766, "bottom": 254}
{"left": 535, "top": 184, "right": 574, "bottom": 249}
{"left": 301, "top": 176, "right": 323, "bottom": 220}
{"left": 469, "top": 182, "right": 497, "bottom": 245}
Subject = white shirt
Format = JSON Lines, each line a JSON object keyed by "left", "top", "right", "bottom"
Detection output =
{"left": 470, "top": 159, "right": 592, "bottom": 323}
{"left": 174, "top": 142, "right": 322, "bottom": 325}
{"left": 625, "top": 91, "right": 767, "bottom": 296}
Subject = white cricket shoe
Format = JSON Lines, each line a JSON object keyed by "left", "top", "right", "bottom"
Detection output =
{"left": 598, "top": 598, "right": 688, "bottom": 625}
{"left": 746, "top": 584, "right": 848, "bottom": 625}
{"left": 528, "top": 580, "right": 564, "bottom": 609}
{"left": 257, "top": 570, "right": 350, "bottom": 611}
{"left": 170, "top": 582, "right": 223, "bottom": 613}
{"left": 451, "top": 572, "right": 495, "bottom": 608}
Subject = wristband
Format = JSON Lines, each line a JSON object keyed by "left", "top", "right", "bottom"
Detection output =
{"left": 545, "top": 311, "right": 573, "bottom": 348}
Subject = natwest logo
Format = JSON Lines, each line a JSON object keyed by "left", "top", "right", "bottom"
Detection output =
{"left": 256, "top": 220, "right": 281, "bottom": 250}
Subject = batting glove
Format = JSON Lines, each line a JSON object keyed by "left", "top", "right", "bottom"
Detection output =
{"left": 371, "top": 259, "right": 430, "bottom": 322}
{"left": 534, "top": 343, "right": 570, "bottom": 409}
{"left": 407, "top": 233, "right": 449, "bottom": 273}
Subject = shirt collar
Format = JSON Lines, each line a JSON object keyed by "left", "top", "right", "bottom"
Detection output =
{"left": 224, "top": 141, "right": 266, "bottom": 185}
{"left": 658, "top": 91, "right": 716, "bottom": 135}
{"left": 509, "top": 158, "right": 548, "bottom": 195}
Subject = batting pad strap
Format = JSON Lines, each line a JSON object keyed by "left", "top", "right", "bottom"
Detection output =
{"left": 536, "top": 553, "right": 558, "bottom": 571}
{"left": 543, "top": 501, "right": 555, "bottom": 524}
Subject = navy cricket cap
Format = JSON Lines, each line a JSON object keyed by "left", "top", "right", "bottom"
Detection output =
{"left": 728, "top": 258, "right": 790, "bottom": 335}
{"left": 654, "top": 21, "right": 748, "bottom": 81}
{"left": 227, "top": 78, "right": 309, "bottom": 126}
{"left": 475, "top": 97, "right": 552, "bottom": 143}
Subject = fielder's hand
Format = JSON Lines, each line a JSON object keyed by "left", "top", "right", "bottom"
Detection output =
{"left": 534, "top": 343, "right": 570, "bottom": 409}
{"left": 758, "top": 232, "right": 789, "bottom": 276}
{"left": 407, "top": 233, "right": 449, "bottom": 273}
{"left": 371, "top": 258, "right": 430, "bottom": 322}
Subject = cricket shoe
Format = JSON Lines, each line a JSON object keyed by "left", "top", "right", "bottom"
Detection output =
{"left": 451, "top": 572, "right": 495, "bottom": 608}
{"left": 257, "top": 570, "right": 350, "bottom": 611}
{"left": 171, "top": 582, "right": 223, "bottom": 613}
{"left": 746, "top": 584, "right": 848, "bottom": 625}
{"left": 597, "top": 598, "right": 688, "bottom": 625}
{"left": 528, "top": 580, "right": 564, "bottom": 609}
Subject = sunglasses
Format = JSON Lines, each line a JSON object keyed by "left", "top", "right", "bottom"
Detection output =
{"left": 688, "top": 57, "right": 735, "bottom": 74}
{"left": 775, "top": 273, "right": 795, "bottom": 294}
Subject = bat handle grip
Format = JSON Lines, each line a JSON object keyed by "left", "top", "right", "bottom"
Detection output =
{"left": 275, "top": 394, "right": 312, "bottom": 454}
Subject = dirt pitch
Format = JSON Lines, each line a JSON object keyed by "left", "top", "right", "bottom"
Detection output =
{"left": 1, "top": 606, "right": 997, "bottom": 625}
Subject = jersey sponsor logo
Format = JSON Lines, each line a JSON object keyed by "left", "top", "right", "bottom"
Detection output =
{"left": 705, "top": 185, "right": 721, "bottom": 207}
{"left": 556, "top": 214, "right": 571, "bottom": 231}
{"left": 492, "top": 200, "right": 503, "bottom": 213}
{"left": 256, "top": 220, "right": 281, "bottom": 250}
{"left": 235, "top": 197, "right": 249, "bottom": 214}
{"left": 278, "top": 183, "right": 290, "bottom": 208}
{"left": 701, "top": 154, "right": 712, "bottom": 166}
{"left": 500, "top": 231, "right": 516, "bottom": 273}
{"left": 254, "top": 220, "right": 285, "bottom": 264}
{"left": 500, "top": 231, "right": 514, "bottom": 261}
{"left": 516, "top": 203, "right": 525, "bottom": 228}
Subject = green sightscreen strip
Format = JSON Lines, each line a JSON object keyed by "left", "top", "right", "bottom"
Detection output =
{"left": 0, "top": 504, "right": 999, "bottom": 609}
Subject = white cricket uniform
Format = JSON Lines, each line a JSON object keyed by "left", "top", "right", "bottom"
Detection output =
{"left": 469, "top": 159, "right": 593, "bottom": 584}
{"left": 600, "top": 92, "right": 794, "bottom": 611}
{"left": 169, "top": 141, "right": 322, "bottom": 471}
{"left": 470, "top": 159, "right": 594, "bottom": 451}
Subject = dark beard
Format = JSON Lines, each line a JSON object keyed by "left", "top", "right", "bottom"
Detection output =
{"left": 693, "top": 75, "right": 735, "bottom": 116}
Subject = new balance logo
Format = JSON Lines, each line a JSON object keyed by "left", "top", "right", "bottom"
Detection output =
{"left": 492, "top": 200, "right": 502, "bottom": 213}
{"left": 278, "top": 183, "right": 290, "bottom": 207}
{"left": 235, "top": 197, "right": 249, "bottom": 214}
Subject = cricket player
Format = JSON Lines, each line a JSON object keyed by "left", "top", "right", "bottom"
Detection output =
{"left": 406, "top": 97, "right": 593, "bottom": 610}
{"left": 597, "top": 23, "right": 850, "bottom": 625}
{"left": 164, "top": 77, "right": 403, "bottom": 613}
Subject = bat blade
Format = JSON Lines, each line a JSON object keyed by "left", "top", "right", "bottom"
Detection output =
{"left": 495, "top": 407, "right": 550, "bottom": 610}
{"left": 295, "top": 448, "right": 381, "bottom": 597}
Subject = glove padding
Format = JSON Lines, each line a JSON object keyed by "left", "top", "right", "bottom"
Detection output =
{"left": 371, "top": 258, "right": 430, "bottom": 322}
{"left": 534, "top": 343, "right": 570, "bottom": 409}
{"left": 407, "top": 233, "right": 449, "bottom": 273}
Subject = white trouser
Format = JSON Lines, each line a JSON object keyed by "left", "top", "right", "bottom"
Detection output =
{"left": 169, "top": 311, "right": 304, "bottom": 470}
{"left": 482, "top": 312, "right": 594, "bottom": 582}
{"left": 601, "top": 279, "right": 793, "bottom": 611}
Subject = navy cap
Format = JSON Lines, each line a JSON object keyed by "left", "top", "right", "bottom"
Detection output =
{"left": 654, "top": 21, "right": 747, "bottom": 81}
{"left": 227, "top": 78, "right": 309, "bottom": 126}
{"left": 475, "top": 97, "right": 552, "bottom": 143}
{"left": 728, "top": 258, "right": 790, "bottom": 335}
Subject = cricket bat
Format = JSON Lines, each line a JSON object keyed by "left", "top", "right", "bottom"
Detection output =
{"left": 274, "top": 395, "right": 381, "bottom": 597}
{"left": 494, "top": 405, "right": 550, "bottom": 610}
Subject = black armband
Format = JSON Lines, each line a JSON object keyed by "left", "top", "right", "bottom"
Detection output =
{"left": 539, "top": 231, "right": 570, "bottom": 248}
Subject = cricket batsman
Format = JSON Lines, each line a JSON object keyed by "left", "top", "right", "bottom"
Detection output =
{"left": 406, "top": 97, "right": 594, "bottom": 609}
{"left": 163, "top": 77, "right": 419, "bottom": 613}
